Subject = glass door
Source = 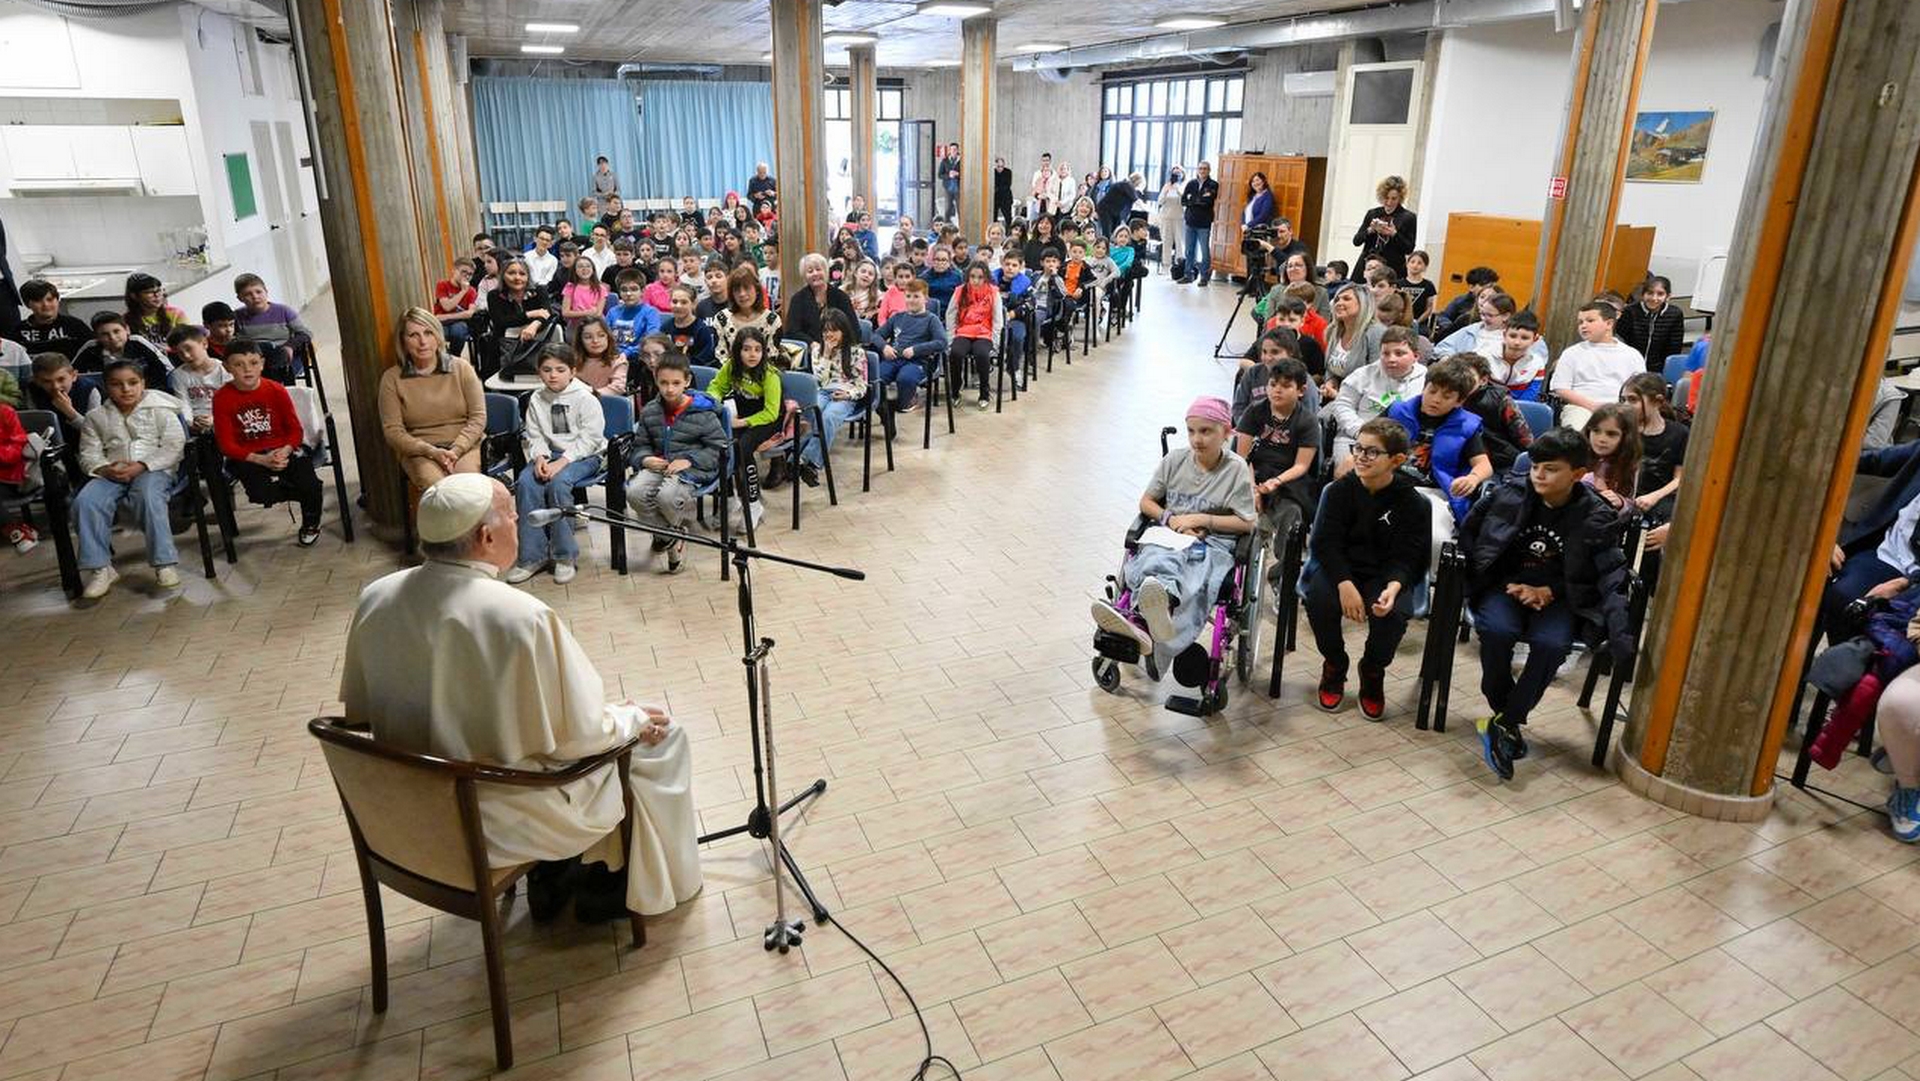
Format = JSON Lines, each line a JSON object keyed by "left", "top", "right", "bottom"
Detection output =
{"left": 900, "top": 119, "right": 936, "bottom": 227}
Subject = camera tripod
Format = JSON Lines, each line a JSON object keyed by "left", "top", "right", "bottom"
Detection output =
{"left": 1211, "top": 262, "right": 1272, "bottom": 360}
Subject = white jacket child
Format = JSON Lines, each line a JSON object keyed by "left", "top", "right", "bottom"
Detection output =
{"left": 79, "top": 390, "right": 188, "bottom": 477}
{"left": 521, "top": 377, "right": 608, "bottom": 465}
{"left": 1328, "top": 360, "right": 1428, "bottom": 440}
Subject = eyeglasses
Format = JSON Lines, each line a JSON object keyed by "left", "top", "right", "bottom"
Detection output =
{"left": 1351, "top": 446, "right": 1389, "bottom": 462}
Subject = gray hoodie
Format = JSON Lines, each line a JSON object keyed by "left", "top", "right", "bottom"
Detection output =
{"left": 1328, "top": 361, "right": 1427, "bottom": 440}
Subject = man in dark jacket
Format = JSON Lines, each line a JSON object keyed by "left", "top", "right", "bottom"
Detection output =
{"left": 625, "top": 354, "right": 729, "bottom": 570}
{"left": 1095, "top": 171, "right": 1139, "bottom": 239}
{"left": 1461, "top": 426, "right": 1628, "bottom": 779}
{"left": 1179, "top": 162, "right": 1221, "bottom": 286}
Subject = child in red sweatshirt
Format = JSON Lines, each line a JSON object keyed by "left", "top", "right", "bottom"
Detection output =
{"left": 211, "top": 340, "right": 325, "bottom": 546}
{"left": 0, "top": 403, "right": 37, "bottom": 553}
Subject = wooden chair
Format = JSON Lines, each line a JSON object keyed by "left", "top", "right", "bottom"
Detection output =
{"left": 307, "top": 716, "right": 645, "bottom": 1071}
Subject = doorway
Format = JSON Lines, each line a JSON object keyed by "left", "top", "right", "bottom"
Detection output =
{"left": 1327, "top": 60, "right": 1424, "bottom": 266}
{"left": 900, "top": 119, "right": 936, "bottom": 229}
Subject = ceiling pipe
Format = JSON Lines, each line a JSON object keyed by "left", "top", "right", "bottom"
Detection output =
{"left": 1009, "top": 0, "right": 1674, "bottom": 72}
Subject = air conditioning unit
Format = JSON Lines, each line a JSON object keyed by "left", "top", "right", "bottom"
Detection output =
{"left": 1036, "top": 67, "right": 1070, "bottom": 83}
{"left": 1283, "top": 70, "right": 1336, "bottom": 97}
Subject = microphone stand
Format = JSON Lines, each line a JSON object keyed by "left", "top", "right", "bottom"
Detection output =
{"left": 554, "top": 503, "right": 862, "bottom": 953}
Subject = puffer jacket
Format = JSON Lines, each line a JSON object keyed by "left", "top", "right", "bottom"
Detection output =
{"left": 630, "top": 390, "right": 728, "bottom": 486}
{"left": 79, "top": 390, "right": 187, "bottom": 477}
{"left": 1460, "top": 473, "right": 1631, "bottom": 655}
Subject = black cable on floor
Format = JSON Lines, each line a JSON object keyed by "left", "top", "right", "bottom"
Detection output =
{"left": 821, "top": 912, "right": 963, "bottom": 1080}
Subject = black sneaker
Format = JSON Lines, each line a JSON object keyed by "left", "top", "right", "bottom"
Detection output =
{"left": 797, "top": 461, "right": 820, "bottom": 488}
{"left": 527, "top": 858, "right": 579, "bottom": 922}
{"left": 763, "top": 459, "right": 788, "bottom": 489}
{"left": 650, "top": 535, "right": 673, "bottom": 553}
{"left": 1476, "top": 714, "right": 1515, "bottom": 781}
{"left": 296, "top": 524, "right": 321, "bottom": 547}
{"left": 1357, "top": 663, "right": 1387, "bottom": 722}
{"left": 1501, "top": 717, "right": 1530, "bottom": 761}
{"left": 1316, "top": 661, "right": 1346, "bottom": 712}
{"left": 573, "top": 866, "right": 629, "bottom": 923}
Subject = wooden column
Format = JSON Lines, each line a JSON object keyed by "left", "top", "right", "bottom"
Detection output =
{"left": 393, "top": 0, "right": 454, "bottom": 272}
{"left": 447, "top": 34, "right": 483, "bottom": 239}
{"left": 1620, "top": 0, "right": 1920, "bottom": 813}
{"left": 770, "top": 0, "right": 827, "bottom": 297}
{"left": 291, "top": 0, "right": 431, "bottom": 530}
{"left": 959, "top": 17, "right": 996, "bottom": 239}
{"left": 849, "top": 44, "right": 877, "bottom": 219}
{"left": 420, "top": 8, "right": 477, "bottom": 245}
{"left": 1531, "top": 0, "right": 1657, "bottom": 352}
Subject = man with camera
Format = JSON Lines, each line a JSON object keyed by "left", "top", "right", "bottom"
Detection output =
{"left": 1246, "top": 217, "right": 1309, "bottom": 279}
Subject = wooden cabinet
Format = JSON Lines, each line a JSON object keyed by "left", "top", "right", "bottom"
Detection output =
{"left": 1209, "top": 153, "right": 1327, "bottom": 279}
{"left": 1437, "top": 212, "right": 1655, "bottom": 307}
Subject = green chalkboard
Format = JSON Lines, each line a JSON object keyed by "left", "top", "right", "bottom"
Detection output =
{"left": 224, "top": 153, "right": 257, "bottom": 220}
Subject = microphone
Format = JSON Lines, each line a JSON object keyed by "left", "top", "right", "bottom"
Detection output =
{"left": 524, "top": 506, "right": 582, "bottom": 526}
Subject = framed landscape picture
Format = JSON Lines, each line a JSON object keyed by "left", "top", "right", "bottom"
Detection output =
{"left": 1627, "top": 110, "right": 1715, "bottom": 183}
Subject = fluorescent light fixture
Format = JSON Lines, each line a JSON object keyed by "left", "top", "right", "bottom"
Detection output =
{"left": 761, "top": 51, "right": 774, "bottom": 61}
{"left": 1014, "top": 40, "right": 1067, "bottom": 53}
{"left": 916, "top": 0, "right": 991, "bottom": 15}
{"left": 524, "top": 21, "right": 579, "bottom": 33}
{"left": 823, "top": 31, "right": 880, "bottom": 45}
{"left": 1154, "top": 16, "right": 1223, "bottom": 29}
{"left": 520, "top": 43, "right": 565, "bottom": 54}
{"left": 922, "top": 58, "right": 961, "bottom": 67}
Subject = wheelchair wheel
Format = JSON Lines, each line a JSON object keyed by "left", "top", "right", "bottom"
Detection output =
{"left": 1092, "top": 657, "right": 1121, "bottom": 693}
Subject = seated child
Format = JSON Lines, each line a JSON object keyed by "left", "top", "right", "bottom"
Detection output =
{"left": 707, "top": 326, "right": 782, "bottom": 527}
{"left": 876, "top": 261, "right": 915, "bottom": 327}
{"left": 571, "top": 316, "right": 628, "bottom": 398}
{"left": 1459, "top": 352, "right": 1535, "bottom": 473}
{"left": 233, "top": 274, "right": 313, "bottom": 383}
{"left": 1328, "top": 326, "right": 1426, "bottom": 473}
{"left": 200, "top": 302, "right": 238, "bottom": 358}
{"left": 1062, "top": 242, "right": 1093, "bottom": 319}
{"left": 1304, "top": 417, "right": 1432, "bottom": 719}
{"left": 1234, "top": 359, "right": 1319, "bottom": 546}
{"left": 211, "top": 339, "right": 325, "bottom": 547}
{"left": 796, "top": 309, "right": 867, "bottom": 487}
{"left": 1402, "top": 250, "right": 1437, "bottom": 321}
{"left": 1548, "top": 299, "right": 1644, "bottom": 428}
{"left": 919, "top": 245, "right": 963, "bottom": 312}
{"left": 664, "top": 284, "right": 717, "bottom": 367}
{"left": 1030, "top": 250, "right": 1072, "bottom": 350}
{"left": 1472, "top": 307, "right": 1546, "bottom": 401}
{"left": 1386, "top": 356, "right": 1493, "bottom": 523}
{"left": 74, "top": 359, "right": 188, "bottom": 599}
{"left": 0, "top": 402, "right": 39, "bottom": 553}
{"left": 75, "top": 312, "right": 172, "bottom": 390}
{"left": 1461, "top": 426, "right": 1628, "bottom": 779}
{"left": 1087, "top": 239, "right": 1120, "bottom": 302}
{"left": 27, "top": 351, "right": 101, "bottom": 476}
{"left": 0, "top": 340, "right": 25, "bottom": 405}
{"left": 1621, "top": 372, "right": 1688, "bottom": 523}
{"left": 1581, "top": 402, "right": 1642, "bottom": 514}
{"left": 993, "top": 251, "right": 1033, "bottom": 363}
{"left": 606, "top": 271, "right": 666, "bottom": 365}
{"left": 875, "top": 279, "right": 947, "bottom": 413}
{"left": 507, "top": 344, "right": 607, "bottom": 586}
{"left": 626, "top": 353, "right": 729, "bottom": 573}
{"left": 166, "top": 326, "right": 229, "bottom": 434}
{"left": 9, "top": 280, "right": 92, "bottom": 359}
{"left": 1090, "top": 397, "right": 1257, "bottom": 670}
{"left": 1235, "top": 328, "right": 1322, "bottom": 422}
{"left": 1260, "top": 296, "right": 1327, "bottom": 378}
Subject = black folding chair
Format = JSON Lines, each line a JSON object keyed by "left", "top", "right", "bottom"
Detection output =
{"left": 4, "top": 410, "right": 80, "bottom": 598}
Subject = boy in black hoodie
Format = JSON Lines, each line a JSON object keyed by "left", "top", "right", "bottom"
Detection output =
{"left": 1461, "top": 426, "right": 1628, "bottom": 779}
{"left": 1458, "top": 352, "right": 1534, "bottom": 472}
{"left": 1306, "top": 417, "right": 1432, "bottom": 720}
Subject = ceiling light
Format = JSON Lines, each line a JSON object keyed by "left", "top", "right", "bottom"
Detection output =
{"left": 523, "top": 21, "right": 578, "bottom": 33}
{"left": 922, "top": 58, "right": 961, "bottom": 67}
{"left": 824, "top": 31, "right": 879, "bottom": 45}
{"left": 520, "top": 43, "right": 565, "bottom": 54}
{"left": 761, "top": 52, "right": 774, "bottom": 61}
{"left": 1014, "top": 40, "right": 1067, "bottom": 53}
{"left": 916, "top": 0, "right": 992, "bottom": 15}
{"left": 1154, "top": 16, "right": 1223, "bottom": 29}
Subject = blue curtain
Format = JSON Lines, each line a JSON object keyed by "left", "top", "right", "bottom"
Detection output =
{"left": 630, "top": 81, "right": 774, "bottom": 201}
{"left": 470, "top": 76, "right": 774, "bottom": 205}
{"left": 472, "top": 76, "right": 645, "bottom": 205}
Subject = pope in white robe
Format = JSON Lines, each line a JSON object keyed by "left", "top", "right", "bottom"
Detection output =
{"left": 338, "top": 474, "right": 703, "bottom": 916}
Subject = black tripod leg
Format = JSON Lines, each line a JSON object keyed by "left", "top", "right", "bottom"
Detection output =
{"left": 778, "top": 842, "right": 831, "bottom": 924}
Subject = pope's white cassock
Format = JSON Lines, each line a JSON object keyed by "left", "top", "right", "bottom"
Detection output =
{"left": 339, "top": 558, "right": 704, "bottom": 916}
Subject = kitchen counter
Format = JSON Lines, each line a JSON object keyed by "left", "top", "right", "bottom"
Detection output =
{"left": 35, "top": 259, "right": 231, "bottom": 319}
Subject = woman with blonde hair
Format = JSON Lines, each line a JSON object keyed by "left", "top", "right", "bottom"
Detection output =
{"left": 1350, "top": 174, "right": 1417, "bottom": 280}
{"left": 377, "top": 307, "right": 487, "bottom": 488}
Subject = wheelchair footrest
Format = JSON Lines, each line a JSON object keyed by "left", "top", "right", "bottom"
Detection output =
{"left": 1093, "top": 631, "right": 1143, "bottom": 665}
{"left": 1164, "top": 694, "right": 1208, "bottom": 717}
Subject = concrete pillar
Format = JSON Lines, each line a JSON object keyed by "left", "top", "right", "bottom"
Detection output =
{"left": 290, "top": 0, "right": 432, "bottom": 530}
{"left": 1531, "top": 0, "right": 1657, "bottom": 352}
{"left": 1620, "top": 0, "right": 1920, "bottom": 816}
{"left": 447, "top": 34, "right": 483, "bottom": 241}
{"left": 418, "top": 5, "right": 476, "bottom": 248}
{"left": 393, "top": 0, "right": 455, "bottom": 273}
{"left": 849, "top": 44, "right": 877, "bottom": 220}
{"left": 958, "top": 17, "right": 996, "bottom": 239}
{"left": 769, "top": 0, "right": 827, "bottom": 298}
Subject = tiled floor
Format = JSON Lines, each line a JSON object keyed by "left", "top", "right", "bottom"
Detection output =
{"left": 0, "top": 275, "right": 1912, "bottom": 1081}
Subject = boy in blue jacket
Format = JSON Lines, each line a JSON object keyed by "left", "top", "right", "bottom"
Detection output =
{"left": 605, "top": 270, "right": 664, "bottom": 364}
{"left": 1386, "top": 356, "right": 1493, "bottom": 524}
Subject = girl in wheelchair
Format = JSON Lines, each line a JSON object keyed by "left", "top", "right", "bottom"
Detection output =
{"left": 1091, "top": 397, "right": 1256, "bottom": 676}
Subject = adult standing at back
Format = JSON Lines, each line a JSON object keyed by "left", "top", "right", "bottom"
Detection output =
{"left": 1157, "top": 166, "right": 1186, "bottom": 275}
{"left": 747, "top": 163, "right": 777, "bottom": 215}
{"left": 1180, "top": 161, "right": 1221, "bottom": 287}
{"left": 1351, "top": 175, "right": 1416, "bottom": 279}
{"left": 592, "top": 155, "right": 618, "bottom": 199}
{"left": 1097, "top": 170, "right": 1141, "bottom": 239}
{"left": 938, "top": 142, "right": 963, "bottom": 221}
{"left": 1030, "top": 152, "right": 1056, "bottom": 221}
{"left": 992, "top": 158, "right": 1014, "bottom": 226}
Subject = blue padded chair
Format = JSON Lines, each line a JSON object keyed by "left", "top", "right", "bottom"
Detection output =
{"left": 1661, "top": 353, "right": 1690, "bottom": 388}
{"left": 481, "top": 392, "right": 523, "bottom": 486}
{"left": 771, "top": 369, "right": 837, "bottom": 530}
{"left": 1516, "top": 400, "right": 1553, "bottom": 437}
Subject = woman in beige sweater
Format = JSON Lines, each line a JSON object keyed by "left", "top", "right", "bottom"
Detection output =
{"left": 378, "top": 307, "right": 487, "bottom": 489}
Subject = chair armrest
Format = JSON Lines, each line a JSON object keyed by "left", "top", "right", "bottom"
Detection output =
{"left": 1124, "top": 515, "right": 1154, "bottom": 548}
{"left": 307, "top": 716, "right": 641, "bottom": 787}
{"left": 472, "top": 735, "right": 643, "bottom": 787}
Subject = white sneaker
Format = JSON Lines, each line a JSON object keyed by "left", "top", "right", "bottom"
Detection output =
{"left": 553, "top": 561, "right": 577, "bottom": 585}
{"left": 505, "top": 563, "right": 542, "bottom": 584}
{"left": 1889, "top": 785, "right": 1920, "bottom": 843}
{"left": 1091, "top": 599, "right": 1153, "bottom": 654}
{"left": 154, "top": 565, "right": 181, "bottom": 590}
{"left": 746, "top": 500, "right": 765, "bottom": 529}
{"left": 81, "top": 566, "right": 119, "bottom": 600}
{"left": 1556, "top": 649, "right": 1583, "bottom": 679}
{"left": 1137, "top": 578, "right": 1177, "bottom": 644}
{"left": 1511, "top": 642, "right": 1530, "bottom": 672}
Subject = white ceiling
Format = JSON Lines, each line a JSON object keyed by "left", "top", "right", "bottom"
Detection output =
{"left": 448, "top": 0, "right": 1387, "bottom": 68}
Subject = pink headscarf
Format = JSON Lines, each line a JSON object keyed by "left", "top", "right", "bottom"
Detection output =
{"left": 1186, "top": 396, "right": 1232, "bottom": 428}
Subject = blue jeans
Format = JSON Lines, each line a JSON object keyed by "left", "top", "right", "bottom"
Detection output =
{"left": 1003, "top": 318, "right": 1027, "bottom": 368}
{"left": 515, "top": 455, "right": 601, "bottom": 564}
{"left": 445, "top": 320, "right": 471, "bottom": 356}
{"left": 802, "top": 392, "right": 861, "bottom": 469}
{"left": 1471, "top": 589, "right": 1577, "bottom": 728}
{"left": 76, "top": 469, "right": 177, "bottom": 570}
{"left": 1826, "top": 550, "right": 1900, "bottom": 631}
{"left": 874, "top": 356, "right": 929, "bottom": 408}
{"left": 1183, "top": 225, "right": 1213, "bottom": 282}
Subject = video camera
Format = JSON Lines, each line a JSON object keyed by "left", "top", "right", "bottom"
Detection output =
{"left": 1241, "top": 223, "right": 1276, "bottom": 257}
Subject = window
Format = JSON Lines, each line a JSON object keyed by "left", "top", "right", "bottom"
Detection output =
{"left": 1099, "top": 72, "right": 1245, "bottom": 186}
{"left": 825, "top": 86, "right": 909, "bottom": 223}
